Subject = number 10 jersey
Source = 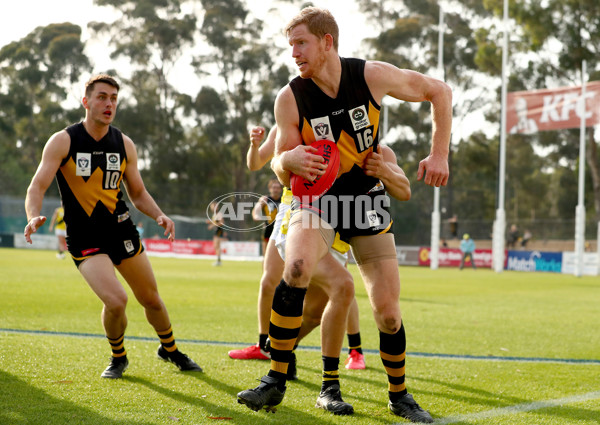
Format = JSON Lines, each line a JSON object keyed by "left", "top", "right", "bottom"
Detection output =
{"left": 56, "top": 122, "right": 129, "bottom": 236}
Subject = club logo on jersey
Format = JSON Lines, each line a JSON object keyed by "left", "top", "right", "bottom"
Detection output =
{"left": 124, "top": 240, "right": 134, "bottom": 253}
{"left": 76, "top": 153, "right": 91, "bottom": 176}
{"left": 310, "top": 116, "right": 335, "bottom": 142}
{"left": 349, "top": 105, "right": 370, "bottom": 131}
{"left": 106, "top": 153, "right": 120, "bottom": 171}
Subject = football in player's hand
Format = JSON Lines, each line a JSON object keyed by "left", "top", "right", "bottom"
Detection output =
{"left": 290, "top": 139, "right": 340, "bottom": 204}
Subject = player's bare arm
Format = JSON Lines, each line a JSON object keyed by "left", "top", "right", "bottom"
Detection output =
{"left": 122, "top": 135, "right": 175, "bottom": 241}
{"left": 252, "top": 196, "right": 269, "bottom": 221}
{"left": 363, "top": 145, "right": 411, "bottom": 201}
{"left": 24, "top": 131, "right": 70, "bottom": 243}
{"left": 247, "top": 125, "right": 277, "bottom": 171}
{"left": 271, "top": 86, "right": 327, "bottom": 186}
{"left": 365, "top": 61, "right": 452, "bottom": 187}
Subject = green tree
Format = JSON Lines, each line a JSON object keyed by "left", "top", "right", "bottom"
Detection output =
{"left": 481, "top": 0, "right": 600, "bottom": 222}
{"left": 190, "top": 0, "right": 293, "bottom": 197}
{"left": 89, "top": 0, "right": 198, "bottom": 211}
{"left": 0, "top": 23, "right": 90, "bottom": 195}
{"left": 357, "top": 1, "right": 498, "bottom": 242}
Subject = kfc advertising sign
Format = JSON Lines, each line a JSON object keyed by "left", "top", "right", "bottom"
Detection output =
{"left": 507, "top": 81, "right": 600, "bottom": 133}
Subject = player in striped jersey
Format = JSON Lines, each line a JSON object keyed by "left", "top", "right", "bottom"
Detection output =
{"left": 239, "top": 7, "right": 451, "bottom": 423}
{"left": 24, "top": 74, "right": 202, "bottom": 379}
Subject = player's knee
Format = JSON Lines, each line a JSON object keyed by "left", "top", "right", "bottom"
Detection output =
{"left": 331, "top": 278, "right": 354, "bottom": 305}
{"left": 376, "top": 308, "right": 402, "bottom": 334}
{"left": 260, "top": 271, "right": 280, "bottom": 292}
{"left": 137, "top": 291, "right": 163, "bottom": 311}
{"left": 283, "top": 259, "right": 310, "bottom": 287}
{"left": 104, "top": 293, "right": 128, "bottom": 315}
{"left": 381, "top": 316, "right": 401, "bottom": 334}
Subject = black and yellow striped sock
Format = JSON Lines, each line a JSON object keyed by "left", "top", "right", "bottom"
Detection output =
{"left": 267, "top": 280, "right": 306, "bottom": 386}
{"left": 157, "top": 325, "right": 178, "bottom": 353}
{"left": 380, "top": 323, "right": 407, "bottom": 402}
{"left": 107, "top": 333, "right": 127, "bottom": 359}
{"left": 347, "top": 332, "right": 363, "bottom": 354}
{"left": 321, "top": 356, "right": 340, "bottom": 391}
{"left": 259, "top": 333, "right": 268, "bottom": 352}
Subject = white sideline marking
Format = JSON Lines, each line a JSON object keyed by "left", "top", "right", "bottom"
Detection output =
{"left": 425, "top": 390, "right": 600, "bottom": 424}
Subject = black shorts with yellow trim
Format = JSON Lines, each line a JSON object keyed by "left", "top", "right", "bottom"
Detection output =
{"left": 291, "top": 174, "right": 394, "bottom": 243}
{"left": 67, "top": 216, "right": 144, "bottom": 268}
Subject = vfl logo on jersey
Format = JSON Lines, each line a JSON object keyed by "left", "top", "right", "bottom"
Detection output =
{"left": 76, "top": 153, "right": 92, "bottom": 176}
{"left": 349, "top": 105, "right": 370, "bottom": 131}
{"left": 106, "top": 153, "right": 120, "bottom": 171}
{"left": 366, "top": 210, "right": 381, "bottom": 228}
{"left": 124, "top": 240, "right": 134, "bottom": 253}
{"left": 310, "top": 116, "right": 335, "bottom": 142}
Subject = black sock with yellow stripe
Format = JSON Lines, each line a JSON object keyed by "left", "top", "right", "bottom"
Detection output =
{"left": 266, "top": 280, "right": 306, "bottom": 387}
{"left": 347, "top": 332, "right": 363, "bottom": 354}
{"left": 259, "top": 334, "right": 269, "bottom": 352}
{"left": 107, "top": 333, "right": 127, "bottom": 360}
{"left": 321, "top": 356, "right": 340, "bottom": 391}
{"left": 157, "top": 325, "right": 178, "bottom": 353}
{"left": 380, "top": 323, "right": 408, "bottom": 402}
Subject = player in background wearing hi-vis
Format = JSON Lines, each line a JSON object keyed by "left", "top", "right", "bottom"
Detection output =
{"left": 48, "top": 205, "right": 67, "bottom": 259}
{"left": 229, "top": 125, "right": 365, "bottom": 373}
{"left": 24, "top": 74, "right": 202, "bottom": 379}
{"left": 237, "top": 7, "right": 451, "bottom": 423}
{"left": 459, "top": 233, "right": 476, "bottom": 270}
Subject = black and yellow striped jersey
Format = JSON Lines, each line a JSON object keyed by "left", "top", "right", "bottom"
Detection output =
{"left": 289, "top": 57, "right": 381, "bottom": 195}
{"left": 263, "top": 195, "right": 280, "bottom": 225}
{"left": 56, "top": 123, "right": 129, "bottom": 234}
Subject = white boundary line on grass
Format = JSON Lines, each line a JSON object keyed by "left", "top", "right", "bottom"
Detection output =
{"left": 422, "top": 390, "right": 600, "bottom": 424}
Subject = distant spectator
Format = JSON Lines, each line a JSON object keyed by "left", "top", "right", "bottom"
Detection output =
{"left": 521, "top": 229, "right": 532, "bottom": 249}
{"left": 448, "top": 214, "right": 458, "bottom": 239}
{"left": 136, "top": 222, "right": 144, "bottom": 238}
{"left": 459, "top": 233, "right": 476, "bottom": 270}
{"left": 507, "top": 224, "right": 519, "bottom": 249}
{"left": 136, "top": 222, "right": 145, "bottom": 248}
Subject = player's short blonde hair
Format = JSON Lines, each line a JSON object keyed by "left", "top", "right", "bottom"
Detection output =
{"left": 285, "top": 7, "right": 339, "bottom": 51}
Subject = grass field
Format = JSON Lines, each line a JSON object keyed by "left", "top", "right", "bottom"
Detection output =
{"left": 1, "top": 247, "right": 599, "bottom": 425}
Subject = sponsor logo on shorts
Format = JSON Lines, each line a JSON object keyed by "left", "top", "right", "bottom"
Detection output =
{"left": 366, "top": 209, "right": 381, "bottom": 228}
{"left": 118, "top": 211, "right": 130, "bottom": 223}
{"left": 82, "top": 247, "right": 101, "bottom": 256}
{"left": 124, "top": 240, "right": 134, "bottom": 253}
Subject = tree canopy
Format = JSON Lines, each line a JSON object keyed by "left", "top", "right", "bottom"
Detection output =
{"left": 1, "top": 0, "right": 598, "bottom": 242}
